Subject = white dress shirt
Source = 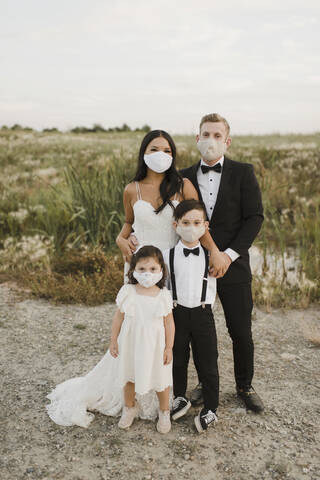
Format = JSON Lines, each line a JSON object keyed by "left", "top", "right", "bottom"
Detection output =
{"left": 197, "top": 156, "right": 239, "bottom": 263}
{"left": 162, "top": 240, "right": 216, "bottom": 308}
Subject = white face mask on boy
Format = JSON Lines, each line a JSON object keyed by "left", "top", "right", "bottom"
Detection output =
{"left": 144, "top": 151, "right": 172, "bottom": 173}
{"left": 176, "top": 224, "right": 206, "bottom": 243}
{"left": 133, "top": 270, "right": 163, "bottom": 288}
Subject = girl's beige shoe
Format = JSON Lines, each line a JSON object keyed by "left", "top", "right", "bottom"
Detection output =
{"left": 118, "top": 404, "right": 139, "bottom": 429}
{"left": 156, "top": 409, "right": 171, "bottom": 434}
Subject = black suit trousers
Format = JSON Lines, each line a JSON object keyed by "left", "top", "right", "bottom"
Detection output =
{"left": 192, "top": 282, "right": 254, "bottom": 389}
{"left": 217, "top": 281, "right": 254, "bottom": 388}
{"left": 173, "top": 304, "right": 219, "bottom": 411}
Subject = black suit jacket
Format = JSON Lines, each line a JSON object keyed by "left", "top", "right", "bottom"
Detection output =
{"left": 180, "top": 157, "right": 264, "bottom": 285}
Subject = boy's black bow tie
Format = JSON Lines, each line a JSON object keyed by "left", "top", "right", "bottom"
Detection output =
{"left": 183, "top": 247, "right": 200, "bottom": 257}
{"left": 201, "top": 163, "right": 222, "bottom": 174}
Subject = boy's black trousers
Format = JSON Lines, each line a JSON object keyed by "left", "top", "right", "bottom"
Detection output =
{"left": 172, "top": 304, "right": 219, "bottom": 412}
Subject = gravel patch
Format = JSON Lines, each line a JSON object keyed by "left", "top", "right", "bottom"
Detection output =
{"left": 1, "top": 283, "right": 319, "bottom": 480}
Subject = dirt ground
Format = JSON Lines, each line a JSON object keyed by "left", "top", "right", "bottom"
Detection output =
{"left": 1, "top": 283, "right": 319, "bottom": 480}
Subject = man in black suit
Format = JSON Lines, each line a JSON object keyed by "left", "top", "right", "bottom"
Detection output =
{"left": 181, "top": 113, "right": 264, "bottom": 412}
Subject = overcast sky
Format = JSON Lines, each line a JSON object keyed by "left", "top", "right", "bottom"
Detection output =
{"left": 1, "top": 0, "right": 319, "bottom": 134}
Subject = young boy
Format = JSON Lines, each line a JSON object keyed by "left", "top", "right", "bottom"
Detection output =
{"left": 162, "top": 199, "right": 219, "bottom": 433}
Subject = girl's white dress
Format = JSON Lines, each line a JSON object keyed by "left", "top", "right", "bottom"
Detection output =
{"left": 46, "top": 285, "right": 173, "bottom": 428}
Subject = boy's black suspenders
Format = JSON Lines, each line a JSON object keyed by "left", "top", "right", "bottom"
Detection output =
{"left": 201, "top": 247, "right": 209, "bottom": 306}
{"left": 169, "top": 247, "right": 178, "bottom": 307}
{"left": 169, "top": 246, "right": 209, "bottom": 308}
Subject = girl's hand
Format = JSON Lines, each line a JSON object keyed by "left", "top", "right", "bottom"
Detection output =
{"left": 163, "top": 347, "right": 173, "bottom": 365}
{"left": 109, "top": 341, "right": 119, "bottom": 358}
{"left": 117, "top": 237, "right": 134, "bottom": 263}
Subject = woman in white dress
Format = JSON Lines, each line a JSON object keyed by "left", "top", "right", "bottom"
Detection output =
{"left": 116, "top": 130, "right": 226, "bottom": 273}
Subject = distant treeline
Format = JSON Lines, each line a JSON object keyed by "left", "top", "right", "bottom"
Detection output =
{"left": 0, "top": 123, "right": 151, "bottom": 134}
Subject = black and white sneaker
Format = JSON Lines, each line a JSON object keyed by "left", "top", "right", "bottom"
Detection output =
{"left": 194, "top": 408, "right": 218, "bottom": 433}
{"left": 171, "top": 396, "right": 191, "bottom": 421}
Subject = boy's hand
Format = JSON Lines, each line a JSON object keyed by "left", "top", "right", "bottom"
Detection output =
{"left": 117, "top": 237, "right": 134, "bottom": 263}
{"left": 128, "top": 234, "right": 139, "bottom": 251}
{"left": 163, "top": 347, "right": 173, "bottom": 365}
{"left": 209, "top": 250, "right": 230, "bottom": 278}
{"left": 222, "top": 252, "right": 232, "bottom": 269}
{"left": 109, "top": 341, "right": 119, "bottom": 358}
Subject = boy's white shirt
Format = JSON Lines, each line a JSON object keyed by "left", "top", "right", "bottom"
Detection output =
{"left": 162, "top": 240, "right": 216, "bottom": 308}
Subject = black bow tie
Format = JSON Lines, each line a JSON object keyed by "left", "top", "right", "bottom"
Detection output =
{"left": 183, "top": 247, "right": 200, "bottom": 257}
{"left": 201, "top": 163, "right": 222, "bottom": 174}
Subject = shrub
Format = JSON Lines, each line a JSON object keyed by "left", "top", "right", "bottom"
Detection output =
{"left": 24, "top": 248, "right": 124, "bottom": 305}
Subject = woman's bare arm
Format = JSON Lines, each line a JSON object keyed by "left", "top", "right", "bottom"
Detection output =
{"left": 116, "top": 184, "right": 136, "bottom": 262}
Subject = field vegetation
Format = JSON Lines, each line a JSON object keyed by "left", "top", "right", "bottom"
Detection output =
{"left": 0, "top": 127, "right": 319, "bottom": 308}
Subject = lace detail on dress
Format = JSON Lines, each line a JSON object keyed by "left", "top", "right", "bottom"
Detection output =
{"left": 123, "top": 183, "right": 180, "bottom": 283}
{"left": 132, "top": 182, "right": 179, "bottom": 251}
{"left": 132, "top": 200, "right": 179, "bottom": 251}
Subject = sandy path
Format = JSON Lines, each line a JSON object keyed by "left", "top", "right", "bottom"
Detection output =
{"left": 1, "top": 284, "right": 319, "bottom": 480}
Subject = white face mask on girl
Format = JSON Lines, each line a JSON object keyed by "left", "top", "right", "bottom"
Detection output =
{"left": 176, "top": 224, "right": 206, "bottom": 243}
{"left": 133, "top": 270, "right": 163, "bottom": 288}
{"left": 197, "top": 138, "right": 227, "bottom": 162}
{"left": 143, "top": 151, "right": 172, "bottom": 173}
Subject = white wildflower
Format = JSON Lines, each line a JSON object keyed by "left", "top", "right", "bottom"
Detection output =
{"left": 0, "top": 235, "right": 53, "bottom": 270}
{"left": 23, "top": 157, "right": 41, "bottom": 167}
{"left": 8, "top": 208, "right": 29, "bottom": 223}
{"left": 35, "top": 167, "right": 57, "bottom": 177}
{"left": 29, "top": 205, "right": 46, "bottom": 214}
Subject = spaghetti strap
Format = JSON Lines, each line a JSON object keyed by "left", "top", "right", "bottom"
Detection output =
{"left": 135, "top": 182, "right": 142, "bottom": 201}
{"left": 174, "top": 189, "right": 180, "bottom": 201}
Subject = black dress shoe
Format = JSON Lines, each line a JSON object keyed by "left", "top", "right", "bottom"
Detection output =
{"left": 190, "top": 382, "right": 204, "bottom": 406}
{"left": 237, "top": 386, "right": 264, "bottom": 412}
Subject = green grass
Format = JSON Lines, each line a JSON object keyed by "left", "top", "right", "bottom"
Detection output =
{"left": 0, "top": 128, "right": 319, "bottom": 307}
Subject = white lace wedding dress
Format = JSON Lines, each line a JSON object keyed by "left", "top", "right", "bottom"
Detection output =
{"left": 124, "top": 182, "right": 179, "bottom": 279}
{"left": 46, "top": 183, "right": 179, "bottom": 428}
{"left": 132, "top": 182, "right": 179, "bottom": 251}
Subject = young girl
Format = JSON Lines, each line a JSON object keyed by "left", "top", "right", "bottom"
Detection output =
{"left": 46, "top": 245, "right": 175, "bottom": 434}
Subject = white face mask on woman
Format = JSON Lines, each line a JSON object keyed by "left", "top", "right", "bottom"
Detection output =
{"left": 133, "top": 270, "right": 163, "bottom": 288}
{"left": 176, "top": 224, "right": 206, "bottom": 243}
{"left": 197, "top": 138, "right": 226, "bottom": 162}
{"left": 144, "top": 151, "right": 172, "bottom": 173}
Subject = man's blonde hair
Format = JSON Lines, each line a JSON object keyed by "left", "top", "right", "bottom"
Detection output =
{"left": 199, "top": 113, "right": 230, "bottom": 136}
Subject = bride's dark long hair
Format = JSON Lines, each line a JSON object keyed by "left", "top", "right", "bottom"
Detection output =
{"left": 132, "top": 130, "right": 183, "bottom": 214}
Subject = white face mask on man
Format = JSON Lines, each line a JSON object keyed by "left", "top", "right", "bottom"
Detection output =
{"left": 176, "top": 224, "right": 206, "bottom": 243}
{"left": 197, "top": 138, "right": 226, "bottom": 162}
{"left": 133, "top": 270, "right": 163, "bottom": 288}
{"left": 143, "top": 151, "right": 173, "bottom": 173}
